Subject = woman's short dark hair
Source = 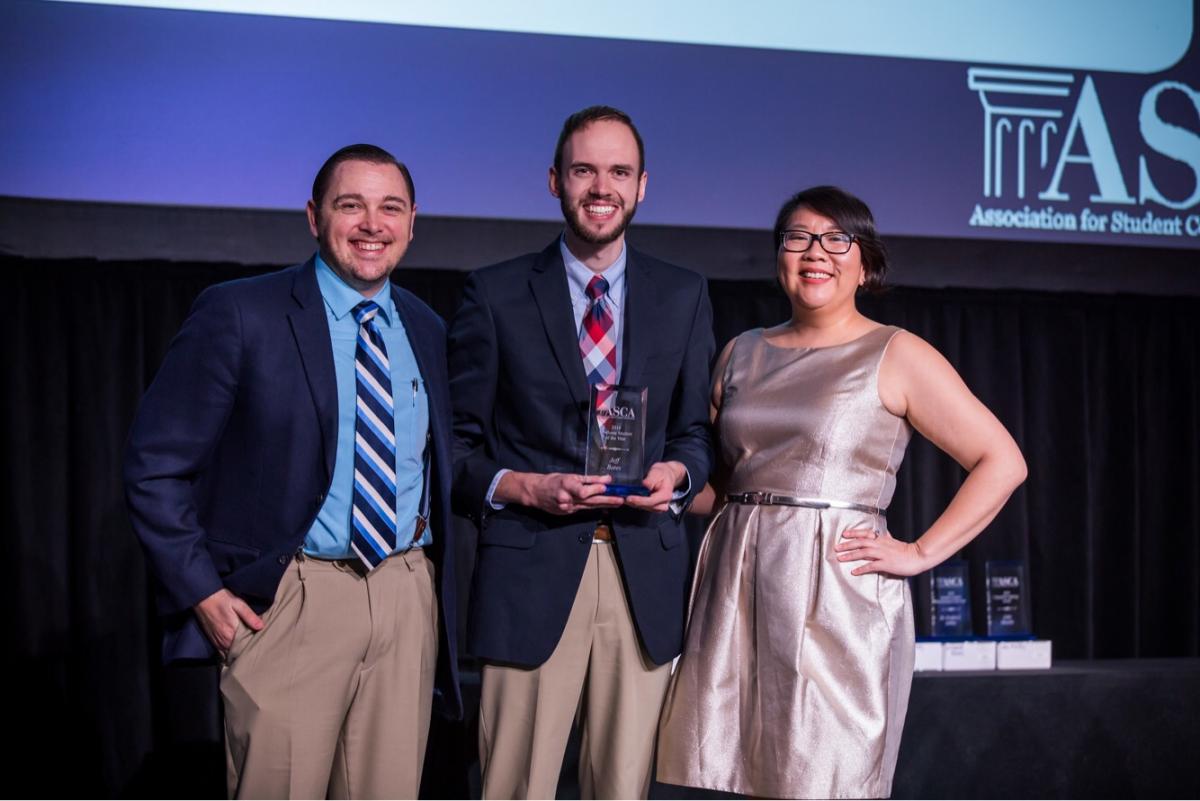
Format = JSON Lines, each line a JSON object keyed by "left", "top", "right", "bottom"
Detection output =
{"left": 772, "top": 186, "right": 889, "bottom": 292}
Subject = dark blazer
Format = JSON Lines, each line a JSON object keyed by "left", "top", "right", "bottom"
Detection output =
{"left": 449, "top": 240, "right": 714, "bottom": 667}
{"left": 124, "top": 258, "right": 462, "bottom": 719}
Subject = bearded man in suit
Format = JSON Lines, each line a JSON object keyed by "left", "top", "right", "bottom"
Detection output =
{"left": 449, "top": 106, "right": 714, "bottom": 799}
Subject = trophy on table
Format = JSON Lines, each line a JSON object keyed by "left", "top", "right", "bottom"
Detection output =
{"left": 915, "top": 560, "right": 977, "bottom": 670}
{"left": 916, "top": 559, "right": 1049, "bottom": 671}
{"left": 928, "top": 560, "right": 973, "bottom": 639}
{"left": 584, "top": 383, "right": 650, "bottom": 497}
{"left": 985, "top": 560, "right": 1033, "bottom": 638}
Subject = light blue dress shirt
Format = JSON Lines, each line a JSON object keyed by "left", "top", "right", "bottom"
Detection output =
{"left": 304, "top": 255, "right": 432, "bottom": 557}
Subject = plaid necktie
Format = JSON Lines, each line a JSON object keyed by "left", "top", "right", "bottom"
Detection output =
{"left": 579, "top": 275, "right": 617, "bottom": 385}
{"left": 349, "top": 301, "right": 398, "bottom": 569}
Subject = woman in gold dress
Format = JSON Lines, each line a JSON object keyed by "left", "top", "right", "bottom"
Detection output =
{"left": 656, "top": 186, "right": 1027, "bottom": 799}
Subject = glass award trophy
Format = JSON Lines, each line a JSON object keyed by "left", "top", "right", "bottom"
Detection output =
{"left": 584, "top": 383, "right": 650, "bottom": 496}
{"left": 928, "top": 561, "right": 973, "bottom": 639}
{"left": 985, "top": 560, "right": 1032, "bottom": 638}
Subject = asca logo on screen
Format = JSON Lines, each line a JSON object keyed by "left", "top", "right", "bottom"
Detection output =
{"left": 966, "top": 67, "right": 1200, "bottom": 239}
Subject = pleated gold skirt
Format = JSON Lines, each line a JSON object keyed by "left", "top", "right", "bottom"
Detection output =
{"left": 657, "top": 502, "right": 915, "bottom": 799}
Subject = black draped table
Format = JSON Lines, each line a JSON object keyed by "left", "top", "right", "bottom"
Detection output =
{"left": 653, "top": 659, "right": 1200, "bottom": 800}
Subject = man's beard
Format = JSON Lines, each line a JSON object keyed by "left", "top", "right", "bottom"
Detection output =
{"left": 561, "top": 194, "right": 638, "bottom": 246}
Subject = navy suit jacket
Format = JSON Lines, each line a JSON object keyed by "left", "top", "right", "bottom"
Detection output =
{"left": 449, "top": 240, "right": 714, "bottom": 667}
{"left": 124, "top": 258, "right": 462, "bottom": 719}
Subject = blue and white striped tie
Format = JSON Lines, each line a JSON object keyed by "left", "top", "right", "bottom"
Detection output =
{"left": 350, "top": 300, "right": 398, "bottom": 569}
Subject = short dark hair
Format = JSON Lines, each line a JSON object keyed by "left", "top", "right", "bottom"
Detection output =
{"left": 553, "top": 105, "right": 645, "bottom": 175}
{"left": 311, "top": 143, "right": 415, "bottom": 207}
{"left": 772, "top": 185, "right": 889, "bottom": 292}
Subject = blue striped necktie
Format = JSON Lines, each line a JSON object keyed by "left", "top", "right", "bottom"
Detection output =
{"left": 350, "top": 300, "right": 398, "bottom": 569}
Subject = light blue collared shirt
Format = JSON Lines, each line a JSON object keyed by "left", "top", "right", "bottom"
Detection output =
{"left": 304, "top": 254, "right": 432, "bottom": 557}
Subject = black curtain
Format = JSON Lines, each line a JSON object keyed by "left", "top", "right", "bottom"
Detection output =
{"left": 5, "top": 255, "right": 1199, "bottom": 797}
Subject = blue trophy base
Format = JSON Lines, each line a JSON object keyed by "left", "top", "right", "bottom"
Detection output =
{"left": 604, "top": 483, "right": 651, "bottom": 497}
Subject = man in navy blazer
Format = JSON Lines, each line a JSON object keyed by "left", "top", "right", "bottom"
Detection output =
{"left": 125, "top": 144, "right": 460, "bottom": 798}
{"left": 450, "top": 106, "right": 714, "bottom": 798}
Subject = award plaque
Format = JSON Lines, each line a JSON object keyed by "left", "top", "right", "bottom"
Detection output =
{"left": 584, "top": 383, "right": 650, "bottom": 496}
{"left": 928, "top": 561, "right": 973, "bottom": 639}
{"left": 985, "top": 560, "right": 1033, "bottom": 638}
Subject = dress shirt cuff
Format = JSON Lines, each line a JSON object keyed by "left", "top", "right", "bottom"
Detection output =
{"left": 485, "top": 468, "right": 511, "bottom": 511}
{"left": 668, "top": 467, "right": 692, "bottom": 516}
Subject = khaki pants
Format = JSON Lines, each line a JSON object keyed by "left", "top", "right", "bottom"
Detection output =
{"left": 220, "top": 550, "right": 437, "bottom": 799}
{"left": 479, "top": 543, "right": 672, "bottom": 800}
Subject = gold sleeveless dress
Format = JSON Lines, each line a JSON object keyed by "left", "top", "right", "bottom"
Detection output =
{"left": 657, "top": 326, "right": 915, "bottom": 799}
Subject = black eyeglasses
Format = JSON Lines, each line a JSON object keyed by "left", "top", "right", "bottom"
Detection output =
{"left": 779, "top": 229, "right": 857, "bottom": 254}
